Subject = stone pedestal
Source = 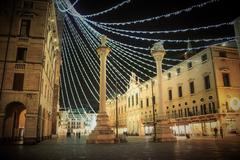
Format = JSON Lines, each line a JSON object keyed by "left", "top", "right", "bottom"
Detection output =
{"left": 87, "top": 112, "right": 115, "bottom": 144}
{"left": 155, "top": 120, "right": 176, "bottom": 142}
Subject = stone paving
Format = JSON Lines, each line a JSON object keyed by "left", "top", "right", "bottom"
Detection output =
{"left": 1, "top": 136, "right": 240, "bottom": 160}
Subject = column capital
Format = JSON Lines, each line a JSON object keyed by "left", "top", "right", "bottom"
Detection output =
{"left": 96, "top": 46, "right": 111, "bottom": 57}
{"left": 151, "top": 50, "right": 165, "bottom": 62}
{"left": 150, "top": 41, "right": 166, "bottom": 61}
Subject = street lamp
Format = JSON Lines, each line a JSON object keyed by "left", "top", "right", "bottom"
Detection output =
{"left": 151, "top": 79, "right": 157, "bottom": 142}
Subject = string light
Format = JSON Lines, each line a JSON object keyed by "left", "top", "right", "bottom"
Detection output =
{"left": 89, "top": 0, "right": 220, "bottom": 26}
{"left": 65, "top": 16, "right": 128, "bottom": 96}
{"left": 82, "top": 0, "right": 131, "bottom": 18}
{"left": 86, "top": 20, "right": 232, "bottom": 34}
{"left": 62, "top": 31, "right": 94, "bottom": 117}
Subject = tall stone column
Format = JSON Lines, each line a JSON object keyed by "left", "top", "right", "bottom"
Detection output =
{"left": 87, "top": 35, "right": 115, "bottom": 144}
{"left": 151, "top": 42, "right": 176, "bottom": 142}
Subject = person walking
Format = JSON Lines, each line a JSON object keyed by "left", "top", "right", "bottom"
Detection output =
{"left": 220, "top": 126, "right": 224, "bottom": 139}
{"left": 214, "top": 127, "right": 218, "bottom": 138}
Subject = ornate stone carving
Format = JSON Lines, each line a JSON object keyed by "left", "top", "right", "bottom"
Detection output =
{"left": 100, "top": 35, "right": 107, "bottom": 47}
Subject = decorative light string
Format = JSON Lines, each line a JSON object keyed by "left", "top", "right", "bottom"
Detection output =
{"left": 86, "top": 0, "right": 220, "bottom": 26}
{"left": 82, "top": 0, "right": 131, "bottom": 18}
{"left": 63, "top": 29, "right": 99, "bottom": 103}
{"left": 86, "top": 20, "right": 232, "bottom": 34}
{"left": 76, "top": 16, "right": 159, "bottom": 80}
{"left": 87, "top": 20, "right": 235, "bottom": 43}
{"left": 63, "top": 32, "right": 96, "bottom": 115}
{"left": 65, "top": 16, "right": 127, "bottom": 96}
{"left": 62, "top": 32, "right": 93, "bottom": 118}
{"left": 70, "top": 18, "right": 130, "bottom": 93}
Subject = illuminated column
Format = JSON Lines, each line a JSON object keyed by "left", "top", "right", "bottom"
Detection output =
{"left": 151, "top": 42, "right": 176, "bottom": 142}
{"left": 150, "top": 42, "right": 165, "bottom": 116}
{"left": 97, "top": 44, "right": 111, "bottom": 113}
{"left": 87, "top": 35, "right": 115, "bottom": 144}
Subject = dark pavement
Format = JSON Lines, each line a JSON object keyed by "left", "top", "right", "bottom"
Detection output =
{"left": 1, "top": 136, "right": 240, "bottom": 160}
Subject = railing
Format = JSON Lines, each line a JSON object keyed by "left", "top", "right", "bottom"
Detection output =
{"left": 15, "top": 63, "right": 26, "bottom": 70}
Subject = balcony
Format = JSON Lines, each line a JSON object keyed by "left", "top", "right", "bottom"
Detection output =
{"left": 15, "top": 63, "right": 26, "bottom": 70}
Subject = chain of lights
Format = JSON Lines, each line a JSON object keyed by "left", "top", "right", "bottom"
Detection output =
{"left": 67, "top": 15, "right": 125, "bottom": 97}
{"left": 82, "top": 0, "right": 131, "bottom": 18}
{"left": 69, "top": 17, "right": 131, "bottom": 92}
{"left": 60, "top": 51, "right": 80, "bottom": 120}
{"left": 65, "top": 16, "right": 127, "bottom": 96}
{"left": 62, "top": 32, "right": 93, "bottom": 117}
{"left": 88, "top": 0, "right": 220, "bottom": 26}
{"left": 63, "top": 29, "right": 99, "bottom": 102}
{"left": 87, "top": 20, "right": 232, "bottom": 34}
{"left": 75, "top": 16, "right": 148, "bottom": 82}
{"left": 77, "top": 17, "right": 183, "bottom": 65}
{"left": 63, "top": 33, "right": 97, "bottom": 115}
{"left": 87, "top": 21, "right": 235, "bottom": 43}
{"left": 79, "top": 17, "right": 236, "bottom": 55}
{"left": 55, "top": 0, "right": 78, "bottom": 13}
{"left": 76, "top": 16, "right": 160, "bottom": 80}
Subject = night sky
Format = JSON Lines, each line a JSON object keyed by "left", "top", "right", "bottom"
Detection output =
{"left": 60, "top": 0, "right": 240, "bottom": 112}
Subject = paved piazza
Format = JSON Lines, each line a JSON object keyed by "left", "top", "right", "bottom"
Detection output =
{"left": 1, "top": 136, "right": 240, "bottom": 160}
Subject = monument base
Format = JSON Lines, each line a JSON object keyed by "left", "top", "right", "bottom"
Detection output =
{"left": 87, "top": 112, "right": 115, "bottom": 144}
{"left": 155, "top": 120, "right": 176, "bottom": 142}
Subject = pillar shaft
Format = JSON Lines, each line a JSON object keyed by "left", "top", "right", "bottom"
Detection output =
{"left": 152, "top": 52, "right": 165, "bottom": 116}
{"left": 97, "top": 47, "right": 111, "bottom": 113}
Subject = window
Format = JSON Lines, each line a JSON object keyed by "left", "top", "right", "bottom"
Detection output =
{"left": 201, "top": 54, "right": 208, "bottom": 62}
{"left": 219, "top": 51, "right": 227, "bottom": 57}
{"left": 152, "top": 96, "right": 155, "bottom": 105}
{"left": 167, "top": 73, "right": 171, "bottom": 79}
{"left": 23, "top": 1, "right": 33, "bottom": 9}
{"left": 204, "top": 75, "right": 211, "bottom": 89}
{"left": 146, "top": 98, "right": 149, "bottom": 107}
{"left": 13, "top": 73, "right": 24, "bottom": 91}
{"left": 187, "top": 62, "right": 192, "bottom": 69}
{"left": 132, "top": 95, "right": 134, "bottom": 106}
{"left": 16, "top": 47, "right": 27, "bottom": 62}
{"left": 128, "top": 97, "right": 130, "bottom": 107}
{"left": 20, "top": 19, "right": 30, "bottom": 37}
{"left": 135, "top": 93, "right": 138, "bottom": 105}
{"left": 176, "top": 68, "right": 181, "bottom": 75}
{"left": 140, "top": 100, "right": 143, "bottom": 108}
{"left": 178, "top": 86, "right": 182, "bottom": 97}
{"left": 189, "top": 81, "right": 195, "bottom": 94}
{"left": 168, "top": 89, "right": 172, "bottom": 100}
{"left": 222, "top": 73, "right": 230, "bottom": 87}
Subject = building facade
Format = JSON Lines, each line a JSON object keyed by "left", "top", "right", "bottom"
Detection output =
{"left": 106, "top": 44, "right": 240, "bottom": 137}
{"left": 0, "top": 0, "right": 61, "bottom": 144}
{"left": 58, "top": 108, "right": 97, "bottom": 136}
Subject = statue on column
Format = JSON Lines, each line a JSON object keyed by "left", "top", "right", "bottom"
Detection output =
{"left": 100, "top": 35, "right": 108, "bottom": 47}
{"left": 151, "top": 41, "right": 164, "bottom": 53}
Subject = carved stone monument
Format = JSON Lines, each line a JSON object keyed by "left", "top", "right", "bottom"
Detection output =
{"left": 87, "top": 35, "right": 115, "bottom": 144}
